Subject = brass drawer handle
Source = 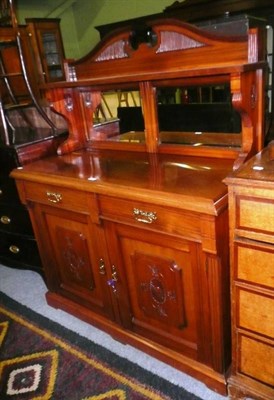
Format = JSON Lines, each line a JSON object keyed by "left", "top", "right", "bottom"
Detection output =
{"left": 46, "top": 191, "right": 62, "bottom": 204}
{"left": 9, "top": 245, "right": 20, "bottom": 254}
{"left": 1, "top": 215, "right": 11, "bottom": 224}
{"left": 133, "top": 208, "right": 157, "bottom": 224}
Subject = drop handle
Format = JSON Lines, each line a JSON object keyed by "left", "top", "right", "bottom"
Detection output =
{"left": 46, "top": 191, "right": 62, "bottom": 203}
{"left": 9, "top": 245, "right": 20, "bottom": 254}
{"left": 133, "top": 208, "right": 157, "bottom": 224}
{"left": 1, "top": 215, "right": 11, "bottom": 224}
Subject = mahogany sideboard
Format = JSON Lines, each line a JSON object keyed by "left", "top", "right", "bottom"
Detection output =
{"left": 11, "top": 19, "right": 268, "bottom": 394}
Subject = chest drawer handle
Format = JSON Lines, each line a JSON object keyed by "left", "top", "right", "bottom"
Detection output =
{"left": 1, "top": 215, "right": 11, "bottom": 224}
{"left": 9, "top": 245, "right": 20, "bottom": 254}
{"left": 46, "top": 191, "right": 63, "bottom": 204}
{"left": 133, "top": 208, "right": 157, "bottom": 224}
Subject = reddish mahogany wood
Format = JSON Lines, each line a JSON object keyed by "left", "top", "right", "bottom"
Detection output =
{"left": 11, "top": 19, "right": 268, "bottom": 396}
{"left": 12, "top": 149, "right": 231, "bottom": 394}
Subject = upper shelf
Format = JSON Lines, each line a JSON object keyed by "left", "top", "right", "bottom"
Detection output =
{"left": 41, "top": 18, "right": 268, "bottom": 167}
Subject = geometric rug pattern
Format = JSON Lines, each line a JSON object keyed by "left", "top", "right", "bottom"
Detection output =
{"left": 0, "top": 292, "right": 201, "bottom": 399}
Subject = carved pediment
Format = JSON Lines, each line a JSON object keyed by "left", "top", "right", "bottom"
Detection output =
{"left": 156, "top": 30, "right": 206, "bottom": 53}
{"left": 95, "top": 29, "right": 206, "bottom": 61}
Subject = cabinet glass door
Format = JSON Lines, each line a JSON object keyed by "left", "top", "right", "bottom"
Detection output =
{"left": 42, "top": 31, "right": 64, "bottom": 80}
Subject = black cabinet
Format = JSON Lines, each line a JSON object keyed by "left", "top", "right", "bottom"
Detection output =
{"left": 0, "top": 146, "right": 42, "bottom": 273}
{"left": 0, "top": 129, "right": 67, "bottom": 275}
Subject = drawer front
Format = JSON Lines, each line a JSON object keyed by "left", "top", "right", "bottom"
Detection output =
{"left": 0, "top": 231, "right": 41, "bottom": 268}
{"left": 236, "top": 196, "right": 274, "bottom": 236}
{"left": 238, "top": 288, "right": 274, "bottom": 338}
{"left": 0, "top": 178, "right": 20, "bottom": 205}
{"left": 239, "top": 333, "right": 274, "bottom": 386}
{"left": 0, "top": 147, "right": 18, "bottom": 175}
{"left": 24, "top": 182, "right": 92, "bottom": 213}
{"left": 99, "top": 195, "right": 201, "bottom": 239}
{"left": 236, "top": 243, "right": 274, "bottom": 289}
{"left": 0, "top": 204, "right": 33, "bottom": 235}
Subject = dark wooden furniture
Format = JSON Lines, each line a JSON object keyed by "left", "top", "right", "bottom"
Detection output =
{"left": 26, "top": 18, "right": 66, "bottom": 83}
{"left": 12, "top": 19, "right": 267, "bottom": 394}
{"left": 0, "top": 129, "right": 66, "bottom": 274}
{"left": 0, "top": 2, "right": 68, "bottom": 272}
{"left": 95, "top": 0, "right": 273, "bottom": 37}
{"left": 224, "top": 141, "right": 274, "bottom": 400}
{"left": 0, "top": 0, "right": 17, "bottom": 28}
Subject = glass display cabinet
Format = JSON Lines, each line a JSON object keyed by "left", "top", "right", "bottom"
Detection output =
{"left": 26, "top": 18, "right": 65, "bottom": 83}
{"left": 12, "top": 18, "right": 267, "bottom": 395}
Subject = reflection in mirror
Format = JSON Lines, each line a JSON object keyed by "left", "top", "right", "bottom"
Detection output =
{"left": 93, "top": 88, "right": 145, "bottom": 143}
{"left": 157, "top": 84, "right": 241, "bottom": 148}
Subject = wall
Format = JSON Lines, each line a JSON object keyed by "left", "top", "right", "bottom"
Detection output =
{"left": 16, "top": 0, "right": 176, "bottom": 59}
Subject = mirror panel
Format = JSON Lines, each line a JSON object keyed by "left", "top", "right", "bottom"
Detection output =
{"left": 93, "top": 88, "right": 145, "bottom": 143}
{"left": 156, "top": 83, "right": 242, "bottom": 148}
{"left": 90, "top": 82, "right": 242, "bottom": 149}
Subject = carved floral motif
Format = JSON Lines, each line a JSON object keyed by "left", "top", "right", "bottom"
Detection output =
{"left": 55, "top": 226, "right": 95, "bottom": 290}
{"left": 63, "top": 235, "right": 85, "bottom": 282}
{"left": 133, "top": 252, "right": 186, "bottom": 328}
{"left": 156, "top": 31, "right": 206, "bottom": 53}
{"left": 95, "top": 40, "right": 128, "bottom": 62}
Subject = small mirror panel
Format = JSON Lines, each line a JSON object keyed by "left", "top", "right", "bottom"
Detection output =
{"left": 93, "top": 88, "right": 145, "bottom": 143}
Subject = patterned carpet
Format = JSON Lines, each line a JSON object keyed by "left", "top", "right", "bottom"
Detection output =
{"left": 0, "top": 291, "right": 201, "bottom": 399}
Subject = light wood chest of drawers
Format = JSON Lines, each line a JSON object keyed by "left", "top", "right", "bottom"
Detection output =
{"left": 225, "top": 142, "right": 274, "bottom": 400}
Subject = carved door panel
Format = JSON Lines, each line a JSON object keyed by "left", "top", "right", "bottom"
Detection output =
{"left": 105, "top": 222, "right": 200, "bottom": 360}
{"left": 30, "top": 203, "right": 115, "bottom": 320}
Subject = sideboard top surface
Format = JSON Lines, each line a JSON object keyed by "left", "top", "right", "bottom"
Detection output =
{"left": 12, "top": 149, "right": 233, "bottom": 215}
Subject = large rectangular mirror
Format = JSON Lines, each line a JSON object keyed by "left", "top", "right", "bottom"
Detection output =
{"left": 156, "top": 82, "right": 241, "bottom": 148}
{"left": 90, "top": 80, "right": 242, "bottom": 149}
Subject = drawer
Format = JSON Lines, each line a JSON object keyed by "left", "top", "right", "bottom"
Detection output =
{"left": 99, "top": 195, "right": 201, "bottom": 239}
{"left": 0, "top": 231, "right": 41, "bottom": 268}
{"left": 236, "top": 242, "right": 274, "bottom": 289}
{"left": 0, "top": 204, "right": 33, "bottom": 235}
{"left": 0, "top": 178, "right": 21, "bottom": 205}
{"left": 236, "top": 196, "right": 274, "bottom": 236}
{"left": 23, "top": 182, "right": 95, "bottom": 214}
{"left": 0, "top": 147, "right": 19, "bottom": 175}
{"left": 237, "top": 288, "right": 274, "bottom": 338}
{"left": 238, "top": 333, "right": 274, "bottom": 386}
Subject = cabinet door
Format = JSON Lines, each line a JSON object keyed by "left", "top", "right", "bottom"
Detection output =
{"left": 29, "top": 203, "right": 114, "bottom": 320}
{"left": 104, "top": 222, "right": 201, "bottom": 360}
{"left": 27, "top": 19, "right": 65, "bottom": 82}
